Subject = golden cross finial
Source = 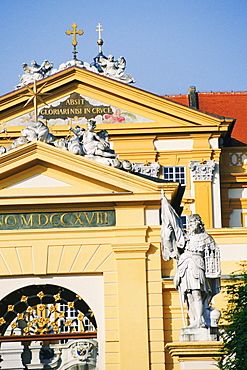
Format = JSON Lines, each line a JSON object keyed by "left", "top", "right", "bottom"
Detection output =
{"left": 65, "top": 23, "right": 84, "bottom": 60}
{"left": 96, "top": 23, "right": 104, "bottom": 54}
{"left": 21, "top": 80, "right": 49, "bottom": 123}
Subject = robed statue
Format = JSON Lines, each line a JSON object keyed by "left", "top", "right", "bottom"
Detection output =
{"left": 161, "top": 195, "right": 221, "bottom": 329}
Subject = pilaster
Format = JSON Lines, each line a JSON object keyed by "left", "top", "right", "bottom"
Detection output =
{"left": 189, "top": 160, "right": 215, "bottom": 228}
{"left": 112, "top": 243, "right": 150, "bottom": 369}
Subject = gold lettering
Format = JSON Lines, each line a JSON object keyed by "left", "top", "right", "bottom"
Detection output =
{"left": 21, "top": 214, "right": 34, "bottom": 227}
{"left": 96, "top": 212, "right": 108, "bottom": 224}
{"left": 90, "top": 107, "right": 109, "bottom": 114}
{"left": 84, "top": 212, "right": 96, "bottom": 225}
{"left": 105, "top": 212, "right": 109, "bottom": 224}
{"left": 60, "top": 213, "right": 70, "bottom": 225}
{"left": 70, "top": 108, "right": 75, "bottom": 114}
{"left": 73, "top": 213, "right": 84, "bottom": 225}
{"left": 84, "top": 108, "right": 90, "bottom": 114}
{"left": 5, "top": 215, "right": 17, "bottom": 227}
{"left": 38, "top": 214, "right": 49, "bottom": 226}
{"left": 66, "top": 98, "right": 84, "bottom": 105}
{"left": 0, "top": 215, "right": 3, "bottom": 227}
{"left": 50, "top": 213, "right": 60, "bottom": 226}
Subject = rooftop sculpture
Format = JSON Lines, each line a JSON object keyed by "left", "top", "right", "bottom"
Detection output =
{"left": 0, "top": 118, "right": 159, "bottom": 177}
{"left": 15, "top": 60, "right": 53, "bottom": 89}
{"left": 15, "top": 23, "right": 135, "bottom": 89}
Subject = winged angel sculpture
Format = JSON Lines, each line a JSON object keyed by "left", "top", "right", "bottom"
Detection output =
{"left": 15, "top": 60, "right": 53, "bottom": 89}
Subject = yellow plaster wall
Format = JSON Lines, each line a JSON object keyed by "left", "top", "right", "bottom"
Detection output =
{"left": 0, "top": 198, "right": 165, "bottom": 370}
{"left": 0, "top": 69, "right": 240, "bottom": 369}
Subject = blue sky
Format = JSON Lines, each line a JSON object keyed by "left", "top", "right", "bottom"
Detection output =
{"left": 0, "top": 0, "right": 247, "bottom": 97}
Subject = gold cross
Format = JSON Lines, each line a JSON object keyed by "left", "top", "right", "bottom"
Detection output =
{"left": 21, "top": 80, "right": 50, "bottom": 123}
{"left": 65, "top": 23, "right": 84, "bottom": 60}
{"left": 96, "top": 23, "right": 103, "bottom": 40}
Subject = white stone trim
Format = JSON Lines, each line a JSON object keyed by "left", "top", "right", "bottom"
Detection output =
{"left": 6, "top": 174, "right": 73, "bottom": 189}
{"left": 228, "top": 188, "right": 247, "bottom": 199}
{"left": 153, "top": 139, "right": 193, "bottom": 151}
{"left": 219, "top": 243, "right": 247, "bottom": 261}
{"left": 229, "top": 209, "right": 246, "bottom": 227}
{"left": 145, "top": 209, "right": 160, "bottom": 226}
{"left": 180, "top": 359, "right": 218, "bottom": 370}
{"left": 212, "top": 162, "right": 222, "bottom": 228}
{"left": 209, "top": 138, "right": 219, "bottom": 149}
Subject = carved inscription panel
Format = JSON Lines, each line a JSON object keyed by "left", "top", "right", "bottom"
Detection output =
{"left": 0, "top": 211, "right": 115, "bottom": 230}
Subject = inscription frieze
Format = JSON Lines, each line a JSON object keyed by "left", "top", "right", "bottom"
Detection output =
{"left": 39, "top": 92, "right": 113, "bottom": 120}
{"left": 0, "top": 210, "right": 115, "bottom": 230}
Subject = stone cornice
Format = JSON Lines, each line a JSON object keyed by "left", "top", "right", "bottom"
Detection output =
{"left": 112, "top": 243, "right": 150, "bottom": 259}
{"left": 166, "top": 341, "right": 222, "bottom": 359}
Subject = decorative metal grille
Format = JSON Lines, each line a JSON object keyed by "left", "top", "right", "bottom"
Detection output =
{"left": 0, "top": 284, "right": 96, "bottom": 337}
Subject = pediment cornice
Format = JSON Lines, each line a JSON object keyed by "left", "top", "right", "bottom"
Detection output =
{"left": 0, "top": 67, "right": 233, "bottom": 134}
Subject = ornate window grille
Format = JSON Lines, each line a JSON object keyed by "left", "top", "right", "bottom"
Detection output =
{"left": 0, "top": 284, "right": 97, "bottom": 340}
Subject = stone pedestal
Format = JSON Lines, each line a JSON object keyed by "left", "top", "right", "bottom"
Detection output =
{"left": 0, "top": 341, "right": 25, "bottom": 370}
{"left": 166, "top": 341, "right": 222, "bottom": 370}
{"left": 180, "top": 327, "right": 219, "bottom": 342}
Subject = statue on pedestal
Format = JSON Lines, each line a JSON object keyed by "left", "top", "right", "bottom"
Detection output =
{"left": 161, "top": 196, "right": 221, "bottom": 335}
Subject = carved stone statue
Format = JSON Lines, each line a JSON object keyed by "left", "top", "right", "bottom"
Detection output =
{"left": 15, "top": 60, "right": 53, "bottom": 89}
{"left": 161, "top": 196, "right": 221, "bottom": 331}
{"left": 0, "top": 119, "right": 160, "bottom": 177}
{"left": 70, "top": 120, "right": 117, "bottom": 159}
{"left": 89, "top": 54, "right": 135, "bottom": 83}
{"left": 15, "top": 50, "right": 135, "bottom": 89}
{"left": 21, "top": 121, "right": 56, "bottom": 143}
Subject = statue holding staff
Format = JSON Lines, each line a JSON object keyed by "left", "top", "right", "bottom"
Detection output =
{"left": 161, "top": 195, "right": 221, "bottom": 329}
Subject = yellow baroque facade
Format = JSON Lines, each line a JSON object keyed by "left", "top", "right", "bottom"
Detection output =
{"left": 0, "top": 66, "right": 245, "bottom": 369}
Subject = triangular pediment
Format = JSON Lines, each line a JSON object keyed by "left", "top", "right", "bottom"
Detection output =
{"left": 0, "top": 67, "right": 232, "bottom": 138}
{"left": 0, "top": 141, "right": 178, "bottom": 205}
{"left": 6, "top": 174, "right": 73, "bottom": 189}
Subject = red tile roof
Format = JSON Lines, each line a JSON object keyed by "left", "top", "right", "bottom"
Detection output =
{"left": 164, "top": 91, "right": 247, "bottom": 146}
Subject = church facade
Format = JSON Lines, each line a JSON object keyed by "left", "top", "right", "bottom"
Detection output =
{"left": 0, "top": 63, "right": 246, "bottom": 370}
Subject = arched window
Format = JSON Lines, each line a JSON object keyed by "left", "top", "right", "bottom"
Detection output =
{"left": 0, "top": 284, "right": 97, "bottom": 340}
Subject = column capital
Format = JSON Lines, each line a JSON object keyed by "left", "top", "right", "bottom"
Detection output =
{"left": 189, "top": 160, "right": 215, "bottom": 181}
